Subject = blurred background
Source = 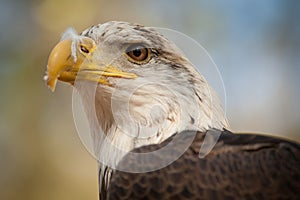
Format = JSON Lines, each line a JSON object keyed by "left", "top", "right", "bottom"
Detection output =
{"left": 0, "top": 0, "right": 299, "bottom": 199}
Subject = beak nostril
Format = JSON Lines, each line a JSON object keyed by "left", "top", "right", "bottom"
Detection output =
{"left": 80, "top": 45, "right": 90, "bottom": 53}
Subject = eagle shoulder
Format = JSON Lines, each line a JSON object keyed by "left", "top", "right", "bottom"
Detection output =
{"left": 107, "top": 129, "right": 300, "bottom": 200}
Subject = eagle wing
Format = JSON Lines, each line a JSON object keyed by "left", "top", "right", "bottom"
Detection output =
{"left": 107, "top": 129, "right": 300, "bottom": 200}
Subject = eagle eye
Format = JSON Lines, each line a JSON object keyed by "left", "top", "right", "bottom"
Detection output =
{"left": 125, "top": 45, "right": 150, "bottom": 64}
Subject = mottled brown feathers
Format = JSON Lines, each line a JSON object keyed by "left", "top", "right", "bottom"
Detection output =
{"left": 106, "top": 129, "right": 300, "bottom": 200}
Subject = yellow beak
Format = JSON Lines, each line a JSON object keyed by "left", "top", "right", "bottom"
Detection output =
{"left": 45, "top": 38, "right": 137, "bottom": 91}
{"left": 45, "top": 39, "right": 73, "bottom": 91}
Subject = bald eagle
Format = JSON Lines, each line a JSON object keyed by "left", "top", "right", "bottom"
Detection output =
{"left": 45, "top": 21, "right": 300, "bottom": 200}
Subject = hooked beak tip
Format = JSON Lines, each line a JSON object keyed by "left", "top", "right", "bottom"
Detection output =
{"left": 44, "top": 74, "right": 57, "bottom": 92}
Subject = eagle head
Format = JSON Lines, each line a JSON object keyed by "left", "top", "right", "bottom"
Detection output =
{"left": 45, "top": 21, "right": 228, "bottom": 167}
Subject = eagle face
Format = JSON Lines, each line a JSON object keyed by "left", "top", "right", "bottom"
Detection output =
{"left": 46, "top": 22, "right": 199, "bottom": 92}
{"left": 45, "top": 21, "right": 228, "bottom": 167}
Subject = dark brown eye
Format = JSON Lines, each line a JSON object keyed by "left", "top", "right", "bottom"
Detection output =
{"left": 126, "top": 45, "right": 149, "bottom": 63}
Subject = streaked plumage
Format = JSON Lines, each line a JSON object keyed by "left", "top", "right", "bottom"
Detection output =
{"left": 45, "top": 21, "right": 300, "bottom": 200}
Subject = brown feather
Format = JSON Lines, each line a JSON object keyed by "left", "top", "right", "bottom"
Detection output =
{"left": 107, "top": 129, "right": 300, "bottom": 200}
